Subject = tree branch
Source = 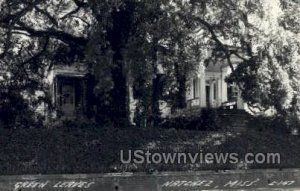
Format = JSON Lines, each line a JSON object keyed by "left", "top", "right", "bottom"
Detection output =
{"left": 60, "top": 6, "right": 81, "bottom": 20}
{"left": 14, "top": 21, "right": 88, "bottom": 47}
{"left": 73, "top": 0, "right": 89, "bottom": 8}
{"left": 196, "top": 17, "right": 235, "bottom": 71}
{"left": 0, "top": 0, "right": 42, "bottom": 59}
{"left": 21, "top": 36, "right": 50, "bottom": 66}
{"left": 33, "top": 5, "right": 58, "bottom": 27}
{"left": 195, "top": 17, "right": 251, "bottom": 93}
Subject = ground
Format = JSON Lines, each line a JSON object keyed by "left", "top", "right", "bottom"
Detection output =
{"left": 0, "top": 120, "right": 299, "bottom": 175}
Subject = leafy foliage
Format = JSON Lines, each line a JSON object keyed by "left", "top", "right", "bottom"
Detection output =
{"left": 184, "top": 0, "right": 300, "bottom": 127}
{"left": 0, "top": 0, "right": 299, "bottom": 129}
{"left": 161, "top": 108, "right": 222, "bottom": 131}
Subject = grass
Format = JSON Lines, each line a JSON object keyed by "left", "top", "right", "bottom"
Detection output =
{"left": 0, "top": 121, "right": 299, "bottom": 175}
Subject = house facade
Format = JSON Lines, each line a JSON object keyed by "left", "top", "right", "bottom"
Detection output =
{"left": 45, "top": 59, "right": 245, "bottom": 121}
{"left": 186, "top": 61, "right": 245, "bottom": 110}
{"left": 47, "top": 63, "right": 91, "bottom": 118}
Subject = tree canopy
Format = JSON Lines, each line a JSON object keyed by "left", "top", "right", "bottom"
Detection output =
{"left": 0, "top": 0, "right": 299, "bottom": 128}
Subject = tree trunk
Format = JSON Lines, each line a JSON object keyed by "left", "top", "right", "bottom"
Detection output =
{"left": 151, "top": 40, "right": 161, "bottom": 128}
{"left": 174, "top": 62, "right": 187, "bottom": 109}
{"left": 110, "top": 61, "right": 128, "bottom": 127}
{"left": 152, "top": 75, "right": 161, "bottom": 127}
{"left": 105, "top": 2, "right": 135, "bottom": 127}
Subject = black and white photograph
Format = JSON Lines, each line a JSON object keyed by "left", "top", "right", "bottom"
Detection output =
{"left": 0, "top": 0, "right": 299, "bottom": 190}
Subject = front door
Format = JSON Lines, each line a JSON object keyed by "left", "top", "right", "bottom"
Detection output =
{"left": 57, "top": 78, "right": 76, "bottom": 116}
{"left": 61, "top": 82, "right": 75, "bottom": 115}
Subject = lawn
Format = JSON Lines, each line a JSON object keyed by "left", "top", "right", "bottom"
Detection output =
{"left": 0, "top": 120, "right": 299, "bottom": 175}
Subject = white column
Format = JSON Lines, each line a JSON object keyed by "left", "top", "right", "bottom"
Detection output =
{"left": 237, "top": 88, "right": 244, "bottom": 109}
{"left": 196, "top": 77, "right": 201, "bottom": 106}
{"left": 217, "top": 78, "right": 222, "bottom": 106}
{"left": 186, "top": 79, "right": 193, "bottom": 100}
{"left": 200, "top": 75, "right": 206, "bottom": 107}
{"left": 210, "top": 79, "right": 214, "bottom": 107}
{"left": 221, "top": 69, "right": 228, "bottom": 103}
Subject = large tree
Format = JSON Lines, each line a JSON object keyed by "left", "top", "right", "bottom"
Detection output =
{"left": 186, "top": 0, "right": 300, "bottom": 127}
{"left": 0, "top": 0, "right": 94, "bottom": 127}
{"left": 0, "top": 0, "right": 202, "bottom": 127}
{"left": 122, "top": 1, "right": 205, "bottom": 127}
{"left": 2, "top": 0, "right": 298, "bottom": 129}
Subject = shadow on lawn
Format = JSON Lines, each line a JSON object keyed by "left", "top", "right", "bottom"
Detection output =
{"left": 0, "top": 117, "right": 299, "bottom": 175}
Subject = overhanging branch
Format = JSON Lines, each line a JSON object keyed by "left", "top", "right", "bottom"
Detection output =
{"left": 196, "top": 17, "right": 235, "bottom": 71}
{"left": 33, "top": 5, "right": 58, "bottom": 27}
{"left": 0, "top": 0, "right": 43, "bottom": 59}
{"left": 195, "top": 17, "right": 251, "bottom": 93}
{"left": 14, "top": 21, "right": 88, "bottom": 47}
{"left": 21, "top": 36, "right": 50, "bottom": 66}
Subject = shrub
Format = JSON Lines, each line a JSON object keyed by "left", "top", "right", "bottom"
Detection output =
{"left": 247, "top": 115, "right": 290, "bottom": 134}
{"left": 0, "top": 91, "right": 37, "bottom": 129}
{"left": 161, "top": 108, "right": 221, "bottom": 131}
{"left": 199, "top": 108, "right": 221, "bottom": 131}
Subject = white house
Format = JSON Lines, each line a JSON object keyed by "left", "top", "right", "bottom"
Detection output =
{"left": 186, "top": 61, "right": 245, "bottom": 110}
{"left": 44, "top": 58, "right": 245, "bottom": 121}
{"left": 46, "top": 63, "right": 90, "bottom": 118}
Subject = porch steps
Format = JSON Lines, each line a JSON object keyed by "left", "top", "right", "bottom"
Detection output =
{"left": 168, "top": 107, "right": 252, "bottom": 132}
{"left": 218, "top": 109, "right": 252, "bottom": 132}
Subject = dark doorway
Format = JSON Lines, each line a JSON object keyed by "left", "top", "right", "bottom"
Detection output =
{"left": 206, "top": 85, "right": 210, "bottom": 107}
{"left": 55, "top": 76, "right": 86, "bottom": 117}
